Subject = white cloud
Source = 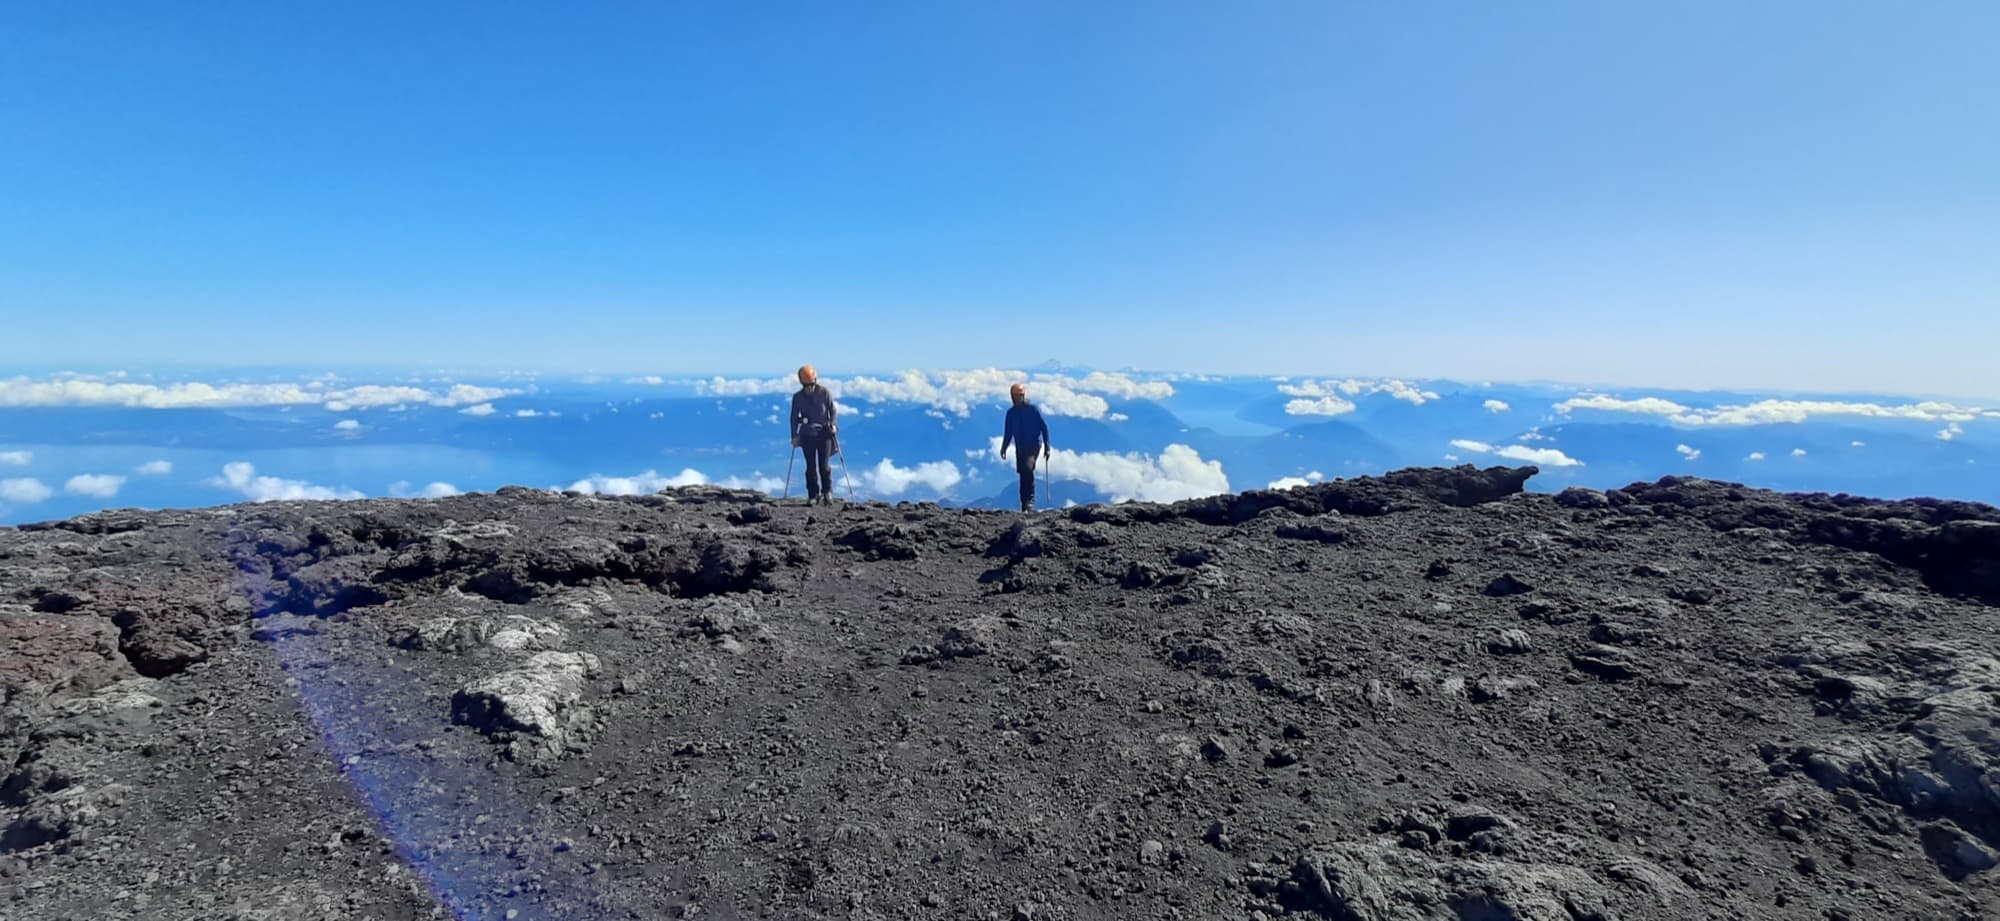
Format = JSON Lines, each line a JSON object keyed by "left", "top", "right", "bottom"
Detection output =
{"left": 982, "top": 438, "right": 1228, "bottom": 503}
{"left": 334, "top": 419, "right": 362, "bottom": 431}
{"left": 1676, "top": 444, "right": 1702, "bottom": 461}
{"left": 0, "top": 450, "right": 29, "bottom": 466}
{"left": 1938, "top": 423, "right": 1963, "bottom": 441}
{"left": 514, "top": 409, "right": 555, "bottom": 418}
{"left": 0, "top": 376, "right": 514, "bottom": 410}
{"left": 1108, "top": 413, "right": 1129, "bottom": 422}
{"left": 624, "top": 376, "right": 666, "bottom": 385}
{"left": 135, "top": 459, "right": 173, "bottom": 475}
{"left": 1554, "top": 394, "right": 1690, "bottom": 417}
{"left": 1285, "top": 396, "right": 1359, "bottom": 417}
{"left": 1556, "top": 393, "right": 1989, "bottom": 427}
{"left": 1792, "top": 448, "right": 1808, "bottom": 457}
{"left": 861, "top": 458, "right": 963, "bottom": 496}
{"left": 1281, "top": 378, "right": 1439, "bottom": 407}
{"left": 387, "top": 480, "right": 460, "bottom": 498}
{"left": 1, "top": 478, "right": 53, "bottom": 503}
{"left": 390, "top": 481, "right": 463, "bottom": 499}
{"left": 1266, "top": 471, "right": 1325, "bottom": 490}
{"left": 1850, "top": 440, "right": 1866, "bottom": 447}
{"left": 566, "top": 469, "right": 709, "bottom": 496}
{"left": 693, "top": 369, "right": 1173, "bottom": 421}
{"left": 64, "top": 474, "right": 126, "bottom": 499}
{"left": 1051, "top": 371, "right": 1174, "bottom": 401}
{"left": 1443, "top": 453, "right": 1460, "bottom": 462}
{"left": 208, "top": 463, "right": 363, "bottom": 502}
{"left": 459, "top": 403, "right": 497, "bottom": 417}
{"left": 695, "top": 375, "right": 798, "bottom": 397}
{"left": 433, "top": 384, "right": 510, "bottom": 407}
{"left": 1483, "top": 399, "right": 1511, "bottom": 413}
{"left": 855, "top": 369, "right": 1111, "bottom": 418}
{"left": 1746, "top": 452, "right": 1767, "bottom": 462}
{"left": 1451, "top": 439, "right": 1584, "bottom": 467}
{"left": 717, "top": 474, "right": 786, "bottom": 494}
{"left": 1493, "top": 445, "right": 1583, "bottom": 467}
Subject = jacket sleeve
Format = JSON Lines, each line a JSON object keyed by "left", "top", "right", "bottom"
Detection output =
{"left": 1000, "top": 408, "right": 1014, "bottom": 454}
{"left": 822, "top": 389, "right": 838, "bottom": 429}
{"left": 1036, "top": 409, "right": 1050, "bottom": 448}
{"left": 789, "top": 393, "right": 801, "bottom": 439}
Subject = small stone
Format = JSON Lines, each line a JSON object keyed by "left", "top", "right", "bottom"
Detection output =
{"left": 1139, "top": 839, "right": 1165, "bottom": 864}
{"left": 1486, "top": 629, "right": 1533, "bottom": 655}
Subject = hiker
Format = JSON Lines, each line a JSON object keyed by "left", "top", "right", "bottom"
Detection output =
{"left": 790, "top": 365, "right": 838, "bottom": 505}
{"left": 998, "top": 382, "right": 1051, "bottom": 511}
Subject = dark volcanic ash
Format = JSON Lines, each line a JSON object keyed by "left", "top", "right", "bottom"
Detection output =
{"left": 2, "top": 466, "right": 1998, "bottom": 919}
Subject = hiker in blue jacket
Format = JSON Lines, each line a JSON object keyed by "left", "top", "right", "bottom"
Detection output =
{"left": 999, "top": 382, "right": 1051, "bottom": 511}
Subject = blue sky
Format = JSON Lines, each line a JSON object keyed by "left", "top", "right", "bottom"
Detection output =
{"left": 4, "top": 2, "right": 1996, "bottom": 396}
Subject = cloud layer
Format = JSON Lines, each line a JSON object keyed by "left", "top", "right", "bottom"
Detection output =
{"left": 1449, "top": 439, "right": 1583, "bottom": 467}
{"left": 1, "top": 478, "right": 53, "bottom": 504}
{"left": 64, "top": 474, "right": 125, "bottom": 498}
{"left": 563, "top": 468, "right": 788, "bottom": 497}
{"left": 860, "top": 459, "right": 964, "bottom": 496}
{"left": 982, "top": 438, "right": 1229, "bottom": 503}
{"left": 1556, "top": 393, "right": 1990, "bottom": 426}
{"left": 1280, "top": 378, "right": 1441, "bottom": 415}
{"left": 0, "top": 375, "right": 511, "bottom": 411}
{"left": 208, "top": 463, "right": 364, "bottom": 502}
{"left": 695, "top": 369, "right": 1173, "bottom": 420}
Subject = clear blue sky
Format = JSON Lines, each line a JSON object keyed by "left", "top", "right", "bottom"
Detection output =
{"left": 4, "top": 2, "right": 1996, "bottom": 396}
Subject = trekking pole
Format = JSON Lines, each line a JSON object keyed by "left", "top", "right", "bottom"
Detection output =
{"left": 837, "top": 448, "right": 856, "bottom": 499}
{"left": 783, "top": 445, "right": 796, "bottom": 499}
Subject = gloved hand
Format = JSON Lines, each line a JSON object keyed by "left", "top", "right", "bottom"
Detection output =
{"left": 1043, "top": 445, "right": 1051, "bottom": 460}
{"left": 790, "top": 436, "right": 800, "bottom": 447}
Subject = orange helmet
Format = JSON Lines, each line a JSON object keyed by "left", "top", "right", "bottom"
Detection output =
{"left": 797, "top": 365, "right": 817, "bottom": 385}
{"left": 1009, "top": 383, "right": 1026, "bottom": 399}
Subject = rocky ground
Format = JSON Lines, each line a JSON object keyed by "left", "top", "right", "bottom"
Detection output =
{"left": 2, "top": 465, "right": 1998, "bottom": 920}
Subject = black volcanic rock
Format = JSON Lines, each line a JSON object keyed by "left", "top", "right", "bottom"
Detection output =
{"left": 2, "top": 469, "right": 1998, "bottom": 919}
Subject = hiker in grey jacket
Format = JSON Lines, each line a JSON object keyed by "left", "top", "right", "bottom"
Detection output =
{"left": 790, "top": 365, "right": 839, "bottom": 504}
{"left": 999, "top": 382, "right": 1050, "bottom": 511}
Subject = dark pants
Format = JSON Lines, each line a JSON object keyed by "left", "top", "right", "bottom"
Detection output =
{"left": 801, "top": 437, "right": 834, "bottom": 499}
{"left": 1015, "top": 450, "right": 1039, "bottom": 510}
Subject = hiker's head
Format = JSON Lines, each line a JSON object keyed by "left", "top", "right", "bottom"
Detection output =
{"left": 1009, "top": 383, "right": 1027, "bottom": 405}
{"left": 798, "top": 365, "right": 817, "bottom": 386}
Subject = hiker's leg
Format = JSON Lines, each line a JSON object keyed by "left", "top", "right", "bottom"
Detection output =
{"left": 816, "top": 441, "right": 835, "bottom": 500}
{"left": 804, "top": 440, "right": 826, "bottom": 498}
{"left": 1017, "top": 453, "right": 1037, "bottom": 509}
